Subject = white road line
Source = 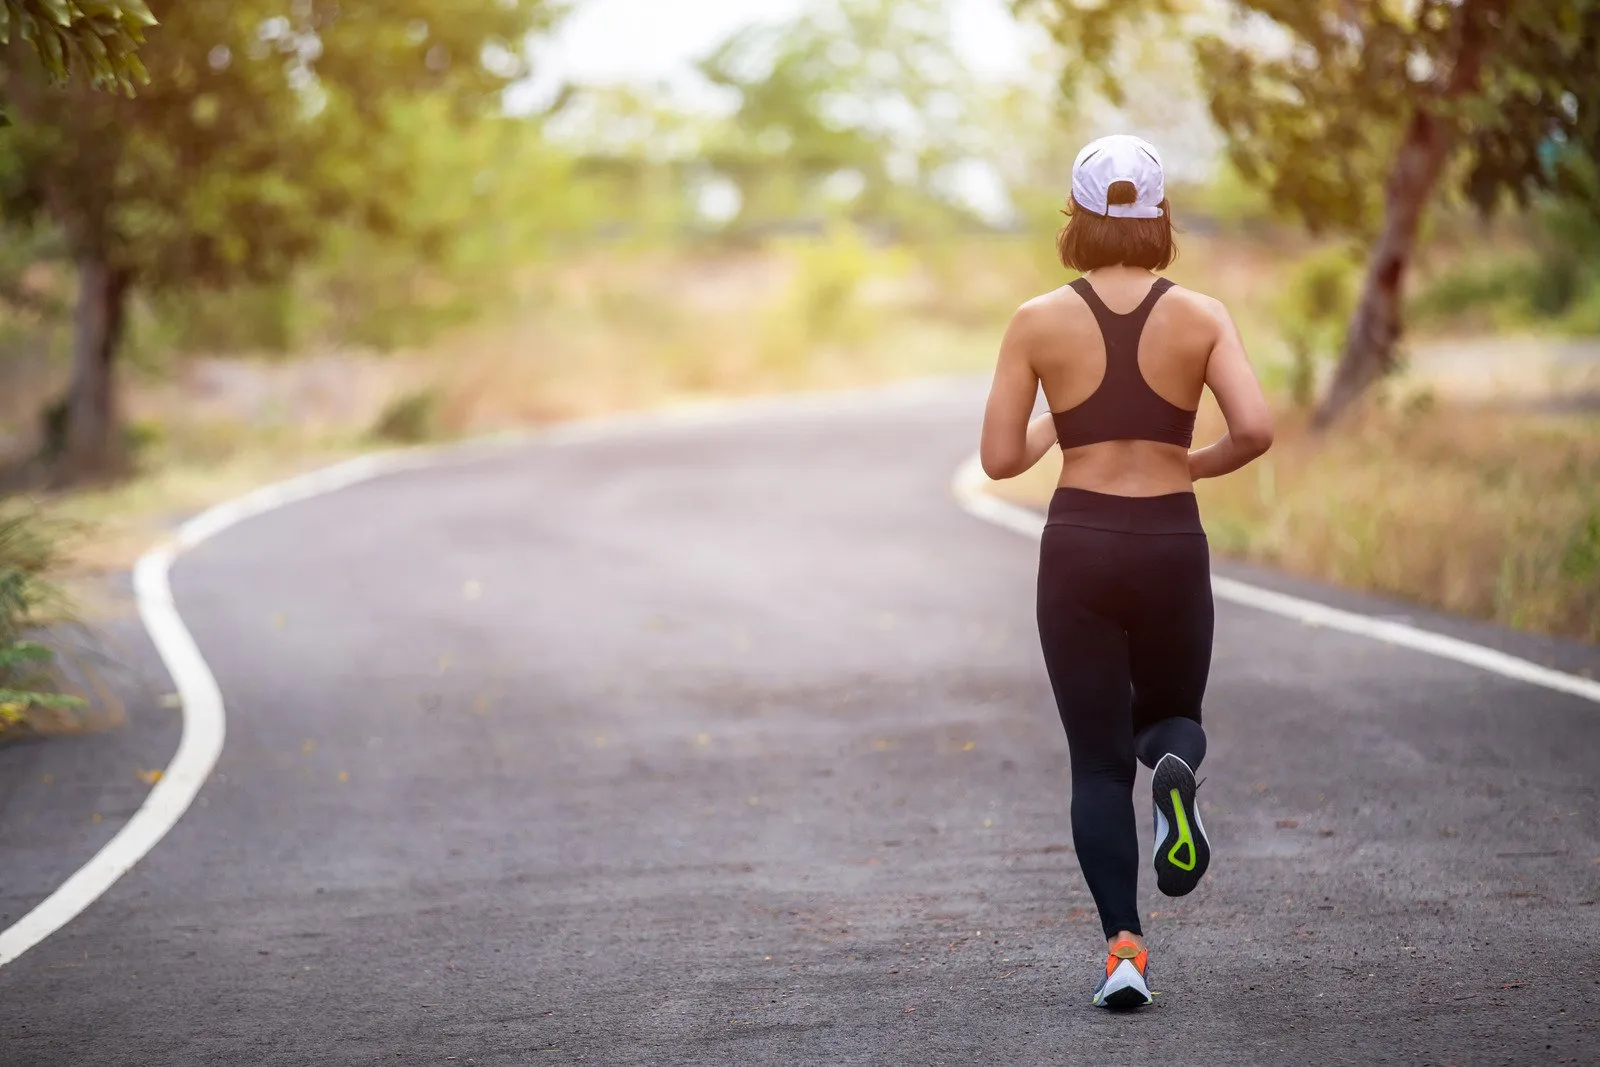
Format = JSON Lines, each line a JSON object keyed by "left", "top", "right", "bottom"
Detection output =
{"left": 0, "top": 374, "right": 982, "bottom": 969}
{"left": 0, "top": 450, "right": 424, "bottom": 967}
{"left": 950, "top": 454, "right": 1600, "bottom": 706}
{"left": 0, "top": 539, "right": 223, "bottom": 968}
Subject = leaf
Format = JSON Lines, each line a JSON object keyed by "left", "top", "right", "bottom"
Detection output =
{"left": 40, "top": 0, "right": 72, "bottom": 29}
{"left": 80, "top": 28, "right": 106, "bottom": 63}
{"left": 2, "top": 641, "right": 55, "bottom": 663}
{"left": 0, "top": 688, "right": 86, "bottom": 709}
{"left": 117, "top": 0, "right": 157, "bottom": 28}
{"left": 41, "top": 24, "right": 66, "bottom": 78}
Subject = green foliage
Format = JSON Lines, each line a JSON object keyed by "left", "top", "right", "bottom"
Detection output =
{"left": 1275, "top": 245, "right": 1361, "bottom": 407}
{"left": 121, "top": 413, "right": 163, "bottom": 457}
{"left": 757, "top": 223, "right": 913, "bottom": 371}
{"left": 695, "top": 0, "right": 987, "bottom": 235}
{"left": 310, "top": 103, "right": 579, "bottom": 350}
{"left": 0, "top": 0, "right": 562, "bottom": 467}
{"left": 1562, "top": 509, "right": 1600, "bottom": 585}
{"left": 0, "top": 507, "right": 81, "bottom": 730}
{"left": 786, "top": 225, "right": 877, "bottom": 341}
{"left": 1, "top": 1, "right": 558, "bottom": 290}
{"left": 1562, "top": 281, "right": 1600, "bottom": 336}
{"left": 0, "top": 0, "right": 155, "bottom": 112}
{"left": 1181, "top": 157, "right": 1280, "bottom": 234}
{"left": 1023, "top": 1, "right": 1600, "bottom": 236}
{"left": 1025, "top": 0, "right": 1600, "bottom": 422}
{"left": 1410, "top": 260, "right": 1529, "bottom": 325}
{"left": 1412, "top": 186, "right": 1600, "bottom": 333}
{"left": 148, "top": 282, "right": 309, "bottom": 355}
{"left": 1412, "top": 258, "right": 1600, "bottom": 335}
{"left": 369, "top": 387, "right": 440, "bottom": 445}
{"left": 127, "top": 102, "right": 579, "bottom": 357}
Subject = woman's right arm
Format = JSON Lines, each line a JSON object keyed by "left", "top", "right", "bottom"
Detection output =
{"left": 1188, "top": 297, "right": 1275, "bottom": 481}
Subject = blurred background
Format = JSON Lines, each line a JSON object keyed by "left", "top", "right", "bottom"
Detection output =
{"left": 1, "top": 0, "right": 1597, "bottom": 735}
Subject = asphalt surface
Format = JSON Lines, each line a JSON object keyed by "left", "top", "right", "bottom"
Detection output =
{"left": 2, "top": 378, "right": 1597, "bottom": 1065}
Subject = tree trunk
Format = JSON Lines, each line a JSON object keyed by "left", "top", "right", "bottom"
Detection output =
{"left": 62, "top": 255, "right": 131, "bottom": 476}
{"left": 1312, "top": 0, "right": 1503, "bottom": 430}
{"left": 1310, "top": 111, "right": 1452, "bottom": 428}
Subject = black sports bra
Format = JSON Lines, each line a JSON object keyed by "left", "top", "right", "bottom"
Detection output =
{"left": 1050, "top": 277, "right": 1197, "bottom": 451}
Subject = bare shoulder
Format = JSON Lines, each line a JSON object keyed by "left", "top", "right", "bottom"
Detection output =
{"left": 1162, "top": 281, "right": 1229, "bottom": 326}
{"left": 1021, "top": 284, "right": 1081, "bottom": 315}
{"left": 1158, "top": 281, "right": 1228, "bottom": 343}
{"left": 1007, "top": 285, "right": 1079, "bottom": 333}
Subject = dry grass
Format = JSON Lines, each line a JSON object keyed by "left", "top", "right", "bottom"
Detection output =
{"left": 994, "top": 399, "right": 1600, "bottom": 642}
{"left": 401, "top": 230, "right": 1298, "bottom": 436}
{"left": 417, "top": 238, "right": 1016, "bottom": 434}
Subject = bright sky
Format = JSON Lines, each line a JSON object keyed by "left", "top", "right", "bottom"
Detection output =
{"left": 517, "top": 0, "right": 1040, "bottom": 110}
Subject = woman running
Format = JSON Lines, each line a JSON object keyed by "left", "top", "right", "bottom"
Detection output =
{"left": 978, "top": 133, "right": 1275, "bottom": 1009}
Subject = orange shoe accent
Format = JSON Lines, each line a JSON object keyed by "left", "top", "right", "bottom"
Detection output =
{"left": 1106, "top": 939, "right": 1148, "bottom": 978}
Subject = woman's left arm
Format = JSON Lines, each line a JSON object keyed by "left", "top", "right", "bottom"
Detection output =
{"left": 979, "top": 303, "right": 1053, "bottom": 480}
{"left": 1019, "top": 411, "right": 1060, "bottom": 472}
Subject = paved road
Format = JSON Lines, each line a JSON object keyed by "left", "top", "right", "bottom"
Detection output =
{"left": 1406, "top": 335, "right": 1600, "bottom": 410}
{"left": 2, "top": 379, "right": 1597, "bottom": 1065}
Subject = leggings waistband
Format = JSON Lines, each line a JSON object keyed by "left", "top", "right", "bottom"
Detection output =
{"left": 1044, "top": 487, "right": 1204, "bottom": 535}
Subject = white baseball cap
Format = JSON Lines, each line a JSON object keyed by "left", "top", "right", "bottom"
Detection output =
{"left": 1071, "top": 134, "right": 1166, "bottom": 219}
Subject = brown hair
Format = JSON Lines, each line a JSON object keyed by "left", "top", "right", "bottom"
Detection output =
{"left": 1056, "top": 180, "right": 1177, "bottom": 272}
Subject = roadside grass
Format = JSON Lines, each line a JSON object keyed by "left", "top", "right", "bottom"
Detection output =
{"left": 0, "top": 506, "right": 107, "bottom": 740}
{"left": 992, "top": 400, "right": 1600, "bottom": 643}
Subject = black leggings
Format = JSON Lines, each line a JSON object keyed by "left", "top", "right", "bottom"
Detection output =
{"left": 1036, "top": 488, "right": 1214, "bottom": 940}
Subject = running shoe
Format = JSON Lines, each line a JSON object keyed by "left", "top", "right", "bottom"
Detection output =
{"left": 1092, "top": 939, "right": 1152, "bottom": 1009}
{"left": 1152, "top": 753, "right": 1210, "bottom": 897}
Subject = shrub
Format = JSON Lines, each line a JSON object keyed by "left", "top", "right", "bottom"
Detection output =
{"left": 1274, "top": 245, "right": 1361, "bottom": 408}
{"left": 1561, "top": 282, "right": 1600, "bottom": 336}
{"left": 1411, "top": 193, "right": 1600, "bottom": 335}
{"left": 756, "top": 223, "right": 914, "bottom": 373}
{"left": 0, "top": 509, "right": 83, "bottom": 733}
{"left": 369, "top": 387, "right": 441, "bottom": 444}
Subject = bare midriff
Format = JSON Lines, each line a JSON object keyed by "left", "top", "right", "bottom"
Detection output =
{"left": 1057, "top": 439, "right": 1193, "bottom": 496}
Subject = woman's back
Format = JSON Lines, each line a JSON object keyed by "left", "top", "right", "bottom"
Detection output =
{"left": 1028, "top": 265, "right": 1220, "bottom": 496}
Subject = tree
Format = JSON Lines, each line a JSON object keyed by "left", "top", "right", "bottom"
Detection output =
{"left": 0, "top": 1, "right": 558, "bottom": 475}
{"left": 695, "top": 0, "right": 988, "bottom": 235}
{"left": 541, "top": 83, "right": 726, "bottom": 237}
{"left": 1, "top": 0, "right": 155, "bottom": 114}
{"left": 1022, "top": 0, "right": 1600, "bottom": 426}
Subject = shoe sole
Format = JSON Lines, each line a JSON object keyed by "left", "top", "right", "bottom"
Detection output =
{"left": 1153, "top": 754, "right": 1209, "bottom": 897}
{"left": 1095, "top": 983, "right": 1152, "bottom": 1010}
{"left": 1093, "top": 960, "right": 1153, "bottom": 1010}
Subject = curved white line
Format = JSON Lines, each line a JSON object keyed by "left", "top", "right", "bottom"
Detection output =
{"left": 0, "top": 374, "right": 983, "bottom": 968}
{"left": 0, "top": 451, "right": 420, "bottom": 967}
{"left": 0, "top": 550, "right": 219, "bottom": 967}
{"left": 951, "top": 453, "right": 1600, "bottom": 706}
{"left": 0, "top": 538, "right": 224, "bottom": 967}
